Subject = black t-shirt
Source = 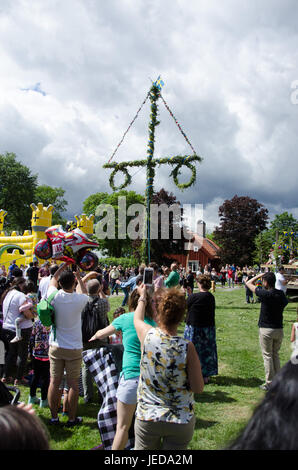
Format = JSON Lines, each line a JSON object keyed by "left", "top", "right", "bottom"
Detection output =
{"left": 187, "top": 273, "right": 194, "bottom": 288}
{"left": 255, "top": 287, "right": 288, "bottom": 329}
{"left": 186, "top": 291, "right": 216, "bottom": 328}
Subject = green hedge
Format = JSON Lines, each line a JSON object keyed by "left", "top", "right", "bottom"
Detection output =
{"left": 97, "top": 257, "right": 140, "bottom": 269}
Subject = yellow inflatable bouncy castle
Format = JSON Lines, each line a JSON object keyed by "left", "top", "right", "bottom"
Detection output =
{"left": 0, "top": 203, "right": 95, "bottom": 268}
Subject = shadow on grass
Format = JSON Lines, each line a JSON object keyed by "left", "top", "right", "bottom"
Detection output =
{"left": 40, "top": 410, "right": 100, "bottom": 443}
{"left": 194, "top": 417, "right": 217, "bottom": 430}
{"left": 194, "top": 390, "right": 236, "bottom": 404}
{"left": 217, "top": 305, "right": 260, "bottom": 310}
{"left": 210, "top": 375, "right": 263, "bottom": 388}
{"left": 79, "top": 403, "right": 102, "bottom": 419}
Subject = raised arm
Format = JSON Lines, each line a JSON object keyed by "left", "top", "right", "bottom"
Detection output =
{"left": 74, "top": 268, "right": 88, "bottom": 294}
{"left": 49, "top": 262, "right": 69, "bottom": 288}
{"left": 245, "top": 273, "right": 264, "bottom": 294}
{"left": 133, "top": 284, "right": 153, "bottom": 348}
{"left": 81, "top": 271, "right": 98, "bottom": 284}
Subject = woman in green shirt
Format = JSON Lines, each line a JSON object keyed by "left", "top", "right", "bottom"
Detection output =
{"left": 89, "top": 288, "right": 156, "bottom": 450}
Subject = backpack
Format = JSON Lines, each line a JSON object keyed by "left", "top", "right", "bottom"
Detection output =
{"left": 37, "top": 289, "right": 58, "bottom": 339}
{"left": 81, "top": 297, "right": 110, "bottom": 344}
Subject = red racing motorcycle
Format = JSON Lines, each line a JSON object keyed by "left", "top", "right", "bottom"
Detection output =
{"left": 34, "top": 225, "right": 99, "bottom": 271}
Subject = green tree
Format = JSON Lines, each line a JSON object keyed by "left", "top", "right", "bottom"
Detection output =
{"left": 83, "top": 190, "right": 145, "bottom": 258}
{"left": 34, "top": 184, "right": 68, "bottom": 226}
{"left": 214, "top": 195, "right": 269, "bottom": 265}
{"left": 0, "top": 152, "right": 37, "bottom": 232}
{"left": 254, "top": 212, "right": 298, "bottom": 264}
{"left": 253, "top": 230, "right": 275, "bottom": 264}
{"left": 269, "top": 212, "right": 298, "bottom": 234}
{"left": 150, "top": 188, "right": 187, "bottom": 265}
{"left": 82, "top": 192, "right": 109, "bottom": 217}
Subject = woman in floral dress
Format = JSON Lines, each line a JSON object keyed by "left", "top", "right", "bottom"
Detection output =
{"left": 133, "top": 285, "right": 204, "bottom": 450}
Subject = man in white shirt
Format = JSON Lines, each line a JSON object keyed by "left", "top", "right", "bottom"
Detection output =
{"left": 38, "top": 264, "right": 59, "bottom": 300}
{"left": 275, "top": 267, "right": 288, "bottom": 294}
{"left": 47, "top": 263, "right": 97, "bottom": 426}
{"left": 109, "top": 266, "right": 120, "bottom": 295}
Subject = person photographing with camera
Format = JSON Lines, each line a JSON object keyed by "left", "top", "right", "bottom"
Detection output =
{"left": 245, "top": 271, "right": 288, "bottom": 391}
{"left": 133, "top": 283, "right": 204, "bottom": 450}
{"left": 46, "top": 263, "right": 97, "bottom": 426}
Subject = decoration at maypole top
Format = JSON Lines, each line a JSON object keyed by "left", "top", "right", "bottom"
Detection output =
{"left": 103, "top": 77, "right": 203, "bottom": 263}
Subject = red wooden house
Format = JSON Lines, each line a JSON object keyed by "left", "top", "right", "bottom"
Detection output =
{"left": 164, "top": 222, "right": 221, "bottom": 272}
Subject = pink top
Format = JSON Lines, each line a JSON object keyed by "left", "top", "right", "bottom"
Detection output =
{"left": 154, "top": 275, "right": 164, "bottom": 290}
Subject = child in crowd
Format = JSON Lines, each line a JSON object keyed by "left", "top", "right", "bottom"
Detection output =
{"left": 10, "top": 281, "right": 38, "bottom": 343}
{"left": 109, "top": 307, "right": 125, "bottom": 344}
{"left": 245, "top": 272, "right": 254, "bottom": 304}
{"left": 255, "top": 276, "right": 262, "bottom": 303}
{"left": 28, "top": 318, "right": 51, "bottom": 408}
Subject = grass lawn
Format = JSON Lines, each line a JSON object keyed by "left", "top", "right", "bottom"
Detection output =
{"left": 15, "top": 285, "right": 297, "bottom": 450}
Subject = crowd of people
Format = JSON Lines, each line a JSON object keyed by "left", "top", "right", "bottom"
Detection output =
{"left": 0, "top": 256, "right": 295, "bottom": 450}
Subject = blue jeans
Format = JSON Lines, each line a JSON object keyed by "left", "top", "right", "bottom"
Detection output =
{"left": 111, "top": 279, "right": 119, "bottom": 295}
{"left": 121, "top": 287, "right": 129, "bottom": 306}
{"left": 246, "top": 290, "right": 253, "bottom": 303}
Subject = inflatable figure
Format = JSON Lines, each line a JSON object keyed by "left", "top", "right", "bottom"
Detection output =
{"left": 34, "top": 225, "right": 99, "bottom": 271}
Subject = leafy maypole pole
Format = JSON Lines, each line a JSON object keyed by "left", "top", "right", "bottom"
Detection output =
{"left": 103, "top": 77, "right": 202, "bottom": 265}
{"left": 143, "top": 80, "right": 161, "bottom": 263}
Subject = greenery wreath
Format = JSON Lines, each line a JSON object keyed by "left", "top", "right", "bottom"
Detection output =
{"left": 109, "top": 166, "right": 132, "bottom": 191}
{"left": 170, "top": 160, "right": 197, "bottom": 190}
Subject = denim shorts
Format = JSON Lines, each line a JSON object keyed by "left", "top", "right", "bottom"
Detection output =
{"left": 116, "top": 375, "right": 139, "bottom": 405}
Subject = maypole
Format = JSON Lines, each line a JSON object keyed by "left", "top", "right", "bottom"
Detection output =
{"left": 103, "top": 77, "right": 202, "bottom": 265}
{"left": 143, "top": 79, "right": 162, "bottom": 263}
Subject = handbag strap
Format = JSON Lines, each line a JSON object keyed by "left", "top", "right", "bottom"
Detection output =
{"left": 3, "top": 290, "right": 15, "bottom": 323}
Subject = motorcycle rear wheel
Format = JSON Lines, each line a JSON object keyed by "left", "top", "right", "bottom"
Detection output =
{"left": 77, "top": 251, "right": 99, "bottom": 271}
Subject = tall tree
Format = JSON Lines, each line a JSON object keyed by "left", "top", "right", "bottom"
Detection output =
{"left": 34, "top": 185, "right": 68, "bottom": 226}
{"left": 0, "top": 152, "right": 37, "bottom": 232}
{"left": 213, "top": 195, "right": 269, "bottom": 265}
{"left": 83, "top": 190, "right": 145, "bottom": 258}
{"left": 150, "top": 188, "right": 187, "bottom": 265}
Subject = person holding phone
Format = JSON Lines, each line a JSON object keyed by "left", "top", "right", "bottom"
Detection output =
{"left": 133, "top": 284, "right": 204, "bottom": 450}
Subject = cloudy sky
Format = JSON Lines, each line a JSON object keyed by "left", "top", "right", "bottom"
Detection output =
{"left": 0, "top": 0, "right": 298, "bottom": 232}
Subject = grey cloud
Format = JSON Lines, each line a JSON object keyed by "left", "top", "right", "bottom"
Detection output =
{"left": 0, "top": 0, "right": 297, "bottom": 227}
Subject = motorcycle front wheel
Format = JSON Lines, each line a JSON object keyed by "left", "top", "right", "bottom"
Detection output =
{"left": 77, "top": 251, "right": 99, "bottom": 271}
